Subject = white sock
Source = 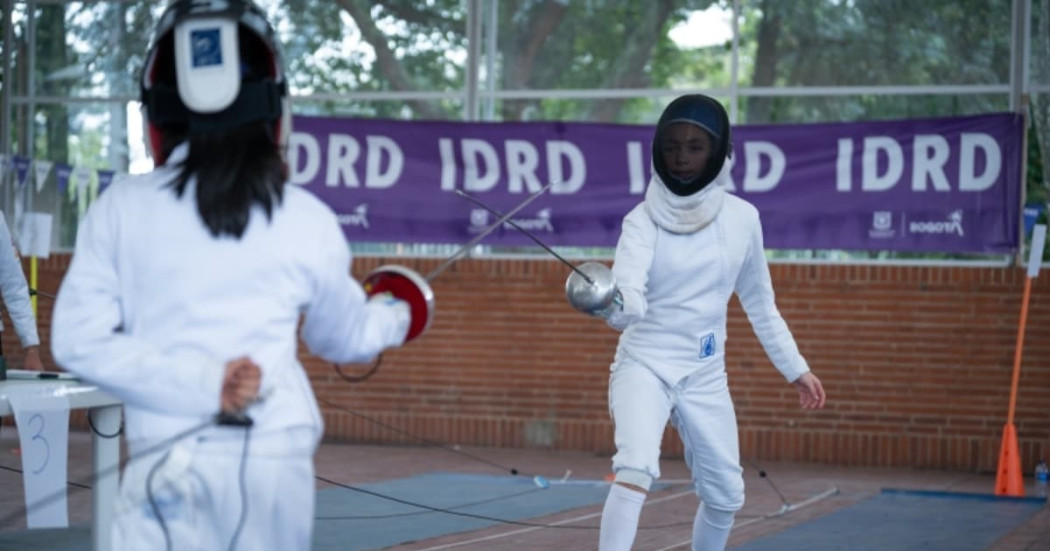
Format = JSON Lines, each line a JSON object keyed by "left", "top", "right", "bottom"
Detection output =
{"left": 599, "top": 484, "right": 647, "bottom": 551}
{"left": 692, "top": 503, "right": 735, "bottom": 551}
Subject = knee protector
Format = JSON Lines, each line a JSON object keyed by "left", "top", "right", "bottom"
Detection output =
{"left": 614, "top": 469, "right": 653, "bottom": 491}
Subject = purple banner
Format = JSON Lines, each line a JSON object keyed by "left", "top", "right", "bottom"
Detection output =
{"left": 288, "top": 113, "right": 1022, "bottom": 253}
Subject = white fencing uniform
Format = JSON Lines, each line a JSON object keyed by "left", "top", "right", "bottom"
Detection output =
{"left": 51, "top": 144, "right": 409, "bottom": 551}
{"left": 0, "top": 212, "right": 40, "bottom": 350}
{"left": 607, "top": 176, "right": 811, "bottom": 512}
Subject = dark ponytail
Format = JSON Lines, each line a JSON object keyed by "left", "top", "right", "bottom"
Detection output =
{"left": 168, "top": 123, "right": 285, "bottom": 239}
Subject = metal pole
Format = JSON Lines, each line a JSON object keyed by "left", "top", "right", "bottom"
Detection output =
{"left": 1009, "top": 0, "right": 1031, "bottom": 113}
{"left": 463, "top": 0, "right": 482, "bottom": 121}
{"left": 483, "top": 0, "right": 498, "bottom": 121}
{"left": 1, "top": 0, "right": 14, "bottom": 215}
{"left": 730, "top": 0, "right": 740, "bottom": 124}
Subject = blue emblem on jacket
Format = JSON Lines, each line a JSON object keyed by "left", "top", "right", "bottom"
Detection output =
{"left": 699, "top": 332, "right": 716, "bottom": 359}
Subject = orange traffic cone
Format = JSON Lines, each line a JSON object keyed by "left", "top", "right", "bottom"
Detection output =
{"left": 994, "top": 423, "right": 1024, "bottom": 497}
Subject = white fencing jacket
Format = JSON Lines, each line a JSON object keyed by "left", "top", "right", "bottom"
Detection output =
{"left": 609, "top": 180, "right": 810, "bottom": 387}
{"left": 0, "top": 212, "right": 39, "bottom": 348}
{"left": 51, "top": 145, "right": 409, "bottom": 455}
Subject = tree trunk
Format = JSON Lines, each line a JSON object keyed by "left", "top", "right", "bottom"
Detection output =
{"left": 748, "top": 0, "right": 780, "bottom": 124}
{"left": 337, "top": 0, "right": 447, "bottom": 120}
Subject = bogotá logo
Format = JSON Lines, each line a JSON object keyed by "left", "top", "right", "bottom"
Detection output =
{"left": 869, "top": 211, "right": 895, "bottom": 238}
{"left": 909, "top": 210, "right": 965, "bottom": 237}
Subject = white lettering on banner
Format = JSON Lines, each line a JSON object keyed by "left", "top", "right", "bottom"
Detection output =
{"left": 505, "top": 140, "right": 543, "bottom": 193}
{"left": 836, "top": 138, "right": 852, "bottom": 191}
{"left": 289, "top": 133, "right": 403, "bottom": 188}
{"left": 546, "top": 141, "right": 585, "bottom": 193}
{"left": 326, "top": 134, "right": 361, "bottom": 187}
{"left": 959, "top": 133, "right": 1000, "bottom": 191}
{"left": 365, "top": 136, "right": 403, "bottom": 189}
{"left": 437, "top": 138, "right": 585, "bottom": 193}
{"left": 862, "top": 136, "right": 903, "bottom": 191}
{"left": 742, "top": 141, "right": 785, "bottom": 192}
{"left": 287, "top": 132, "right": 320, "bottom": 185}
{"left": 836, "top": 133, "right": 1002, "bottom": 192}
{"left": 463, "top": 139, "right": 501, "bottom": 192}
{"left": 908, "top": 210, "right": 965, "bottom": 236}
{"left": 627, "top": 141, "right": 646, "bottom": 194}
{"left": 439, "top": 138, "right": 456, "bottom": 190}
{"left": 912, "top": 135, "right": 950, "bottom": 191}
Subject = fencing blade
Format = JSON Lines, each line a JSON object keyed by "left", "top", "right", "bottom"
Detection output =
{"left": 425, "top": 182, "right": 553, "bottom": 282}
{"left": 454, "top": 189, "right": 593, "bottom": 284}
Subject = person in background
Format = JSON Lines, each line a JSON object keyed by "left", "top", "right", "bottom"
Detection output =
{"left": 567, "top": 94, "right": 826, "bottom": 551}
{"left": 50, "top": 2, "right": 425, "bottom": 550}
{"left": 0, "top": 211, "right": 43, "bottom": 372}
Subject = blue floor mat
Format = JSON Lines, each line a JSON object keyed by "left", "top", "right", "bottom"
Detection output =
{"left": 733, "top": 489, "right": 1047, "bottom": 551}
{"left": 312, "top": 472, "right": 628, "bottom": 551}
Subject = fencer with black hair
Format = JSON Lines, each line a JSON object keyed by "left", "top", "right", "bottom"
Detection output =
{"left": 567, "top": 94, "right": 826, "bottom": 551}
{"left": 50, "top": 1, "right": 425, "bottom": 550}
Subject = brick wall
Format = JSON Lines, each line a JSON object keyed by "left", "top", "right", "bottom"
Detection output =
{"left": 18, "top": 254, "right": 1050, "bottom": 474}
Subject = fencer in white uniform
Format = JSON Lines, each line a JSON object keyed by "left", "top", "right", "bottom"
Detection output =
{"left": 50, "top": 2, "right": 425, "bottom": 550}
{"left": 567, "top": 94, "right": 826, "bottom": 551}
{"left": 0, "top": 212, "right": 43, "bottom": 370}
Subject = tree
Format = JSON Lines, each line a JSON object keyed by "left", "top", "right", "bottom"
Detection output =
{"left": 286, "top": 0, "right": 714, "bottom": 122}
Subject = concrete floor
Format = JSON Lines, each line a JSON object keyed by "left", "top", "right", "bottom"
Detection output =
{"left": 0, "top": 422, "right": 1047, "bottom": 550}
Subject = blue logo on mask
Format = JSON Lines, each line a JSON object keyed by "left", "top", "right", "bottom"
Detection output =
{"left": 190, "top": 28, "right": 223, "bottom": 68}
{"left": 699, "top": 332, "right": 716, "bottom": 359}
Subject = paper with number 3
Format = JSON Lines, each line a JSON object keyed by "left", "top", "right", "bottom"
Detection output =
{"left": 7, "top": 384, "right": 71, "bottom": 528}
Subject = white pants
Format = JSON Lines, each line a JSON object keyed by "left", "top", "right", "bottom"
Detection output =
{"left": 112, "top": 431, "right": 316, "bottom": 551}
{"left": 609, "top": 355, "right": 744, "bottom": 511}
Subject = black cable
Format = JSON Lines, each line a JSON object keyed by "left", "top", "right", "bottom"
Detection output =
{"left": 87, "top": 409, "right": 123, "bottom": 439}
{"left": 0, "top": 418, "right": 216, "bottom": 527}
{"left": 316, "top": 397, "right": 525, "bottom": 476}
{"left": 0, "top": 463, "right": 93, "bottom": 490}
{"left": 740, "top": 456, "right": 791, "bottom": 507}
{"left": 145, "top": 448, "right": 175, "bottom": 551}
{"left": 315, "top": 474, "right": 597, "bottom": 529}
{"left": 227, "top": 426, "right": 251, "bottom": 551}
{"left": 332, "top": 354, "right": 383, "bottom": 383}
{"left": 315, "top": 474, "right": 709, "bottom": 530}
{"left": 27, "top": 288, "right": 57, "bottom": 300}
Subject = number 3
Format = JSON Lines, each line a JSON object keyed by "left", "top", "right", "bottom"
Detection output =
{"left": 27, "top": 413, "right": 50, "bottom": 475}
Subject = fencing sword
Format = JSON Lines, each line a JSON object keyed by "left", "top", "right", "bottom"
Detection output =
{"left": 424, "top": 182, "right": 554, "bottom": 282}
{"left": 453, "top": 188, "right": 594, "bottom": 284}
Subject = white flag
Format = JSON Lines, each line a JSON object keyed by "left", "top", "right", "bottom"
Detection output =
{"left": 18, "top": 212, "right": 53, "bottom": 259}
{"left": 33, "top": 159, "right": 53, "bottom": 193}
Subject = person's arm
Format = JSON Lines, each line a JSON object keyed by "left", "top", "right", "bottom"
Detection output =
{"left": 0, "top": 213, "right": 41, "bottom": 358}
{"left": 51, "top": 189, "right": 225, "bottom": 416}
{"left": 733, "top": 208, "right": 812, "bottom": 384}
{"left": 734, "top": 216, "right": 825, "bottom": 408}
{"left": 605, "top": 208, "right": 656, "bottom": 331}
{"left": 298, "top": 212, "right": 410, "bottom": 363}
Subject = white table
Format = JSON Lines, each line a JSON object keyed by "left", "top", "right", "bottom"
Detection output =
{"left": 0, "top": 378, "right": 122, "bottom": 551}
